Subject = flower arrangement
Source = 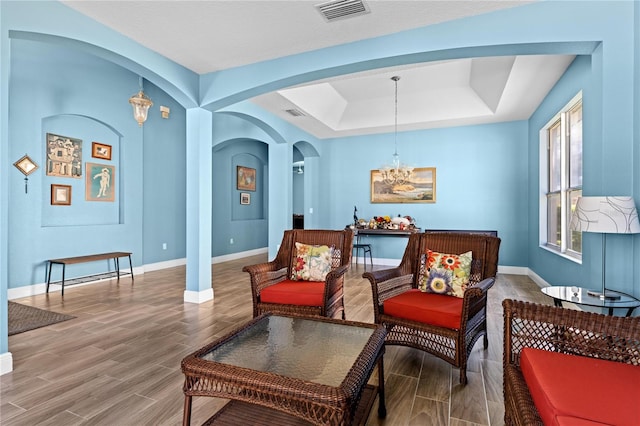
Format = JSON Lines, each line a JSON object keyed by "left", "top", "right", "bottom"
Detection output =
{"left": 361, "top": 215, "right": 415, "bottom": 230}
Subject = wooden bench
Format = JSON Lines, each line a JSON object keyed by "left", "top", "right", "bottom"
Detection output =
{"left": 46, "top": 251, "right": 133, "bottom": 297}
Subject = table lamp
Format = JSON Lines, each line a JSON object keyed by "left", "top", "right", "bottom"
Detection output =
{"left": 569, "top": 196, "right": 640, "bottom": 299}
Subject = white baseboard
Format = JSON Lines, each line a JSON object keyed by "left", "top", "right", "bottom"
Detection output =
{"left": 212, "top": 247, "right": 268, "bottom": 264}
{"left": 527, "top": 268, "right": 551, "bottom": 288}
{"left": 0, "top": 352, "right": 13, "bottom": 376}
{"left": 184, "top": 288, "right": 213, "bottom": 304}
{"left": 498, "top": 265, "right": 529, "bottom": 276}
{"left": 144, "top": 258, "right": 186, "bottom": 272}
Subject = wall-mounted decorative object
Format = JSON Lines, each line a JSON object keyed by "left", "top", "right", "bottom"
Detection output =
{"left": 129, "top": 76, "right": 153, "bottom": 126}
{"left": 91, "top": 142, "right": 112, "bottom": 160}
{"left": 371, "top": 167, "right": 436, "bottom": 203}
{"left": 46, "top": 133, "right": 82, "bottom": 178}
{"left": 160, "top": 105, "right": 170, "bottom": 119}
{"left": 13, "top": 154, "right": 39, "bottom": 193}
{"left": 240, "top": 192, "right": 251, "bottom": 205}
{"left": 86, "top": 162, "right": 115, "bottom": 202}
{"left": 51, "top": 184, "right": 72, "bottom": 205}
{"left": 237, "top": 166, "right": 256, "bottom": 191}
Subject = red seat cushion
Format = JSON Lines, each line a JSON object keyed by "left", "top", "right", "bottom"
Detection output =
{"left": 260, "top": 280, "right": 325, "bottom": 307}
{"left": 521, "top": 347, "right": 640, "bottom": 426}
{"left": 382, "top": 289, "right": 463, "bottom": 329}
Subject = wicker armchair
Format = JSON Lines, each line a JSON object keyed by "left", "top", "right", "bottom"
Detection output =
{"left": 242, "top": 229, "right": 353, "bottom": 319}
{"left": 363, "top": 232, "right": 501, "bottom": 384}
{"left": 503, "top": 299, "right": 640, "bottom": 426}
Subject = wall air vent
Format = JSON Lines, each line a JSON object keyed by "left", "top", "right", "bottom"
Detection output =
{"left": 315, "top": 0, "right": 370, "bottom": 22}
{"left": 285, "top": 108, "right": 306, "bottom": 117}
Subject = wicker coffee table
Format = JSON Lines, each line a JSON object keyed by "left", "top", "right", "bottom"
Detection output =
{"left": 181, "top": 314, "right": 387, "bottom": 426}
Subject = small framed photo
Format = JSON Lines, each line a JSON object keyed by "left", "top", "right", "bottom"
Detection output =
{"left": 240, "top": 192, "right": 251, "bottom": 205}
{"left": 13, "top": 154, "right": 39, "bottom": 176}
{"left": 51, "top": 184, "right": 72, "bottom": 206}
{"left": 237, "top": 166, "right": 256, "bottom": 191}
{"left": 92, "top": 142, "right": 112, "bottom": 160}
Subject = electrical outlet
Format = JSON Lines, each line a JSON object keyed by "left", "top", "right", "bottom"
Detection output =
{"left": 162, "top": 243, "right": 167, "bottom": 250}
{"left": 230, "top": 238, "right": 234, "bottom": 244}
{"left": 309, "top": 207, "right": 313, "bottom": 214}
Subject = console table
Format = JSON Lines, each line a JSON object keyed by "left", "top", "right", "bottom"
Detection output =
{"left": 46, "top": 251, "right": 133, "bottom": 297}
{"left": 354, "top": 228, "right": 420, "bottom": 237}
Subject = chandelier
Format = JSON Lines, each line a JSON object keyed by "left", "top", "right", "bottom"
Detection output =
{"left": 129, "top": 77, "right": 153, "bottom": 126}
{"left": 380, "top": 76, "right": 413, "bottom": 185}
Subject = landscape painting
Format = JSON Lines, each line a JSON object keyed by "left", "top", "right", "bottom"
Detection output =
{"left": 370, "top": 167, "right": 436, "bottom": 203}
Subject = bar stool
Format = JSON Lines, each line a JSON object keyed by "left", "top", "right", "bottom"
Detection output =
{"left": 352, "top": 230, "right": 373, "bottom": 269}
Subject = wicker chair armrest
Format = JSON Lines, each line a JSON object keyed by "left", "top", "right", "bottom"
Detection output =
{"left": 242, "top": 262, "right": 288, "bottom": 294}
{"left": 362, "top": 267, "right": 404, "bottom": 286}
{"left": 242, "top": 261, "right": 285, "bottom": 276}
{"left": 464, "top": 277, "right": 495, "bottom": 298}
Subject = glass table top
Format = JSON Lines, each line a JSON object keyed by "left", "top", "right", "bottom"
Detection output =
{"left": 200, "top": 315, "right": 376, "bottom": 387}
{"left": 542, "top": 286, "right": 640, "bottom": 309}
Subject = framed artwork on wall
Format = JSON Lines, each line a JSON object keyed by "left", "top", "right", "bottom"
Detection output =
{"left": 51, "top": 184, "right": 72, "bottom": 206}
{"left": 370, "top": 167, "right": 436, "bottom": 203}
{"left": 240, "top": 192, "right": 251, "bottom": 205}
{"left": 237, "top": 166, "right": 256, "bottom": 191}
{"left": 92, "top": 142, "right": 112, "bottom": 160}
{"left": 85, "top": 162, "right": 115, "bottom": 202}
{"left": 46, "top": 133, "right": 82, "bottom": 178}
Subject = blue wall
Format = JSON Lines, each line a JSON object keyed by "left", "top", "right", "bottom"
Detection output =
{"left": 212, "top": 138, "right": 268, "bottom": 255}
{"left": 315, "top": 120, "right": 528, "bottom": 265}
{"left": 8, "top": 38, "right": 144, "bottom": 287}
{"left": 142, "top": 82, "right": 187, "bottom": 265}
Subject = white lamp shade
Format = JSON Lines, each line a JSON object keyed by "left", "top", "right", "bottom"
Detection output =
{"left": 570, "top": 196, "right": 640, "bottom": 234}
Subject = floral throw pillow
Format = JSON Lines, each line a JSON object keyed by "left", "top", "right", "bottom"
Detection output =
{"left": 419, "top": 250, "right": 472, "bottom": 298}
{"left": 291, "top": 243, "right": 333, "bottom": 281}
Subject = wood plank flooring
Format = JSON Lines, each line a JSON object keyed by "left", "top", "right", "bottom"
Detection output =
{"left": 1, "top": 255, "right": 551, "bottom": 425}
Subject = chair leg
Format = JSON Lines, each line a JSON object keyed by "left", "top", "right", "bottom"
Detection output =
{"left": 459, "top": 367, "right": 468, "bottom": 385}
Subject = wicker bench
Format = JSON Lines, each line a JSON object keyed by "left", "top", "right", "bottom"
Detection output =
{"left": 46, "top": 251, "right": 133, "bottom": 297}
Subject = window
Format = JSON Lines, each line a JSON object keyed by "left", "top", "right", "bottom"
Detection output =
{"left": 541, "top": 93, "right": 582, "bottom": 259}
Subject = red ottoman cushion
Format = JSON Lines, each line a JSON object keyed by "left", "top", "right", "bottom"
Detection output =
{"left": 382, "top": 289, "right": 462, "bottom": 329}
{"left": 521, "top": 347, "right": 640, "bottom": 426}
{"left": 260, "top": 280, "right": 325, "bottom": 307}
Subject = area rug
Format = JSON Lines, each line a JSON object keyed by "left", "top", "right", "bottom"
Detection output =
{"left": 8, "top": 301, "right": 76, "bottom": 336}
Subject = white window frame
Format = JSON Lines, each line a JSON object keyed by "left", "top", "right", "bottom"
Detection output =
{"left": 539, "top": 91, "right": 582, "bottom": 262}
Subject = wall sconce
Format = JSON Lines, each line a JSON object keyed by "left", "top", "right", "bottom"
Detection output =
{"left": 160, "top": 105, "right": 170, "bottom": 119}
{"left": 13, "top": 154, "right": 38, "bottom": 193}
{"left": 128, "top": 77, "right": 153, "bottom": 126}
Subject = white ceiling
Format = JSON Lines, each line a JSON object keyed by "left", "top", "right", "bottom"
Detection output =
{"left": 61, "top": 0, "right": 574, "bottom": 138}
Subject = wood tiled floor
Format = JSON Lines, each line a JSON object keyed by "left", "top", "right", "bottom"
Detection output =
{"left": 1, "top": 255, "right": 550, "bottom": 425}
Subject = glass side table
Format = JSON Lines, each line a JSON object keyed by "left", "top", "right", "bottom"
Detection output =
{"left": 542, "top": 286, "right": 640, "bottom": 317}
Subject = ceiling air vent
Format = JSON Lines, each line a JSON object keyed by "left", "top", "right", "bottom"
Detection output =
{"left": 315, "top": 0, "right": 370, "bottom": 22}
{"left": 285, "top": 108, "right": 306, "bottom": 117}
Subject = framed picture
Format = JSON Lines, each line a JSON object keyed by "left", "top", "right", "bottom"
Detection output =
{"left": 51, "top": 184, "right": 72, "bottom": 206}
{"left": 371, "top": 167, "right": 436, "bottom": 203}
{"left": 92, "top": 142, "right": 112, "bottom": 160}
{"left": 240, "top": 192, "right": 251, "bottom": 205}
{"left": 46, "top": 133, "right": 82, "bottom": 178}
{"left": 13, "top": 154, "right": 39, "bottom": 176}
{"left": 237, "top": 166, "right": 256, "bottom": 191}
{"left": 85, "top": 163, "right": 115, "bottom": 202}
